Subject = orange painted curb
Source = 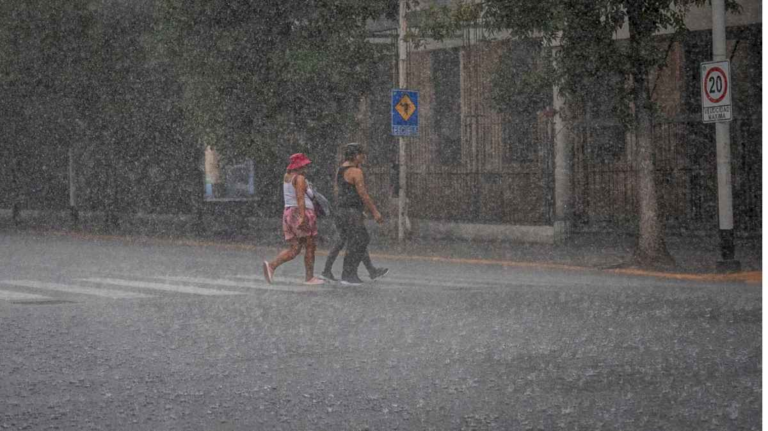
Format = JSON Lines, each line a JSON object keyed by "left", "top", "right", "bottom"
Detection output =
{"left": 42, "top": 229, "right": 761, "bottom": 284}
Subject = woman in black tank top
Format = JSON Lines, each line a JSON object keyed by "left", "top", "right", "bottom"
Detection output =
{"left": 319, "top": 144, "right": 388, "bottom": 285}
{"left": 336, "top": 166, "right": 364, "bottom": 210}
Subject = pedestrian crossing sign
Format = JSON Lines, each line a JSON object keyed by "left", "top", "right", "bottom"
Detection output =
{"left": 392, "top": 89, "right": 419, "bottom": 137}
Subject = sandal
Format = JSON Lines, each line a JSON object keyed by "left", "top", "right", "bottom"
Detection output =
{"left": 304, "top": 277, "right": 325, "bottom": 285}
{"left": 262, "top": 261, "right": 274, "bottom": 284}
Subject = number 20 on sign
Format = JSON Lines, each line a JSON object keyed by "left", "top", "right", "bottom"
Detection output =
{"left": 700, "top": 60, "right": 732, "bottom": 123}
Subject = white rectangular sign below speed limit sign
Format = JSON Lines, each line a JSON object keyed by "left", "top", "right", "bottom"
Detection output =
{"left": 700, "top": 60, "right": 732, "bottom": 123}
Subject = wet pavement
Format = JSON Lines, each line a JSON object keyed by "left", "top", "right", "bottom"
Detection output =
{"left": 0, "top": 210, "right": 761, "bottom": 281}
{"left": 0, "top": 229, "right": 761, "bottom": 430}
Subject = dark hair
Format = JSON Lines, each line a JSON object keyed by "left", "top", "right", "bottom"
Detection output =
{"left": 343, "top": 143, "right": 364, "bottom": 161}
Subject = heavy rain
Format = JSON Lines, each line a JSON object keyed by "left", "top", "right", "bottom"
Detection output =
{"left": 0, "top": 0, "right": 762, "bottom": 430}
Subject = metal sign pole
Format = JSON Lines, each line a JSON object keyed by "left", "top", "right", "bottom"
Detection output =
{"left": 711, "top": 0, "right": 739, "bottom": 271}
{"left": 398, "top": 0, "right": 407, "bottom": 242}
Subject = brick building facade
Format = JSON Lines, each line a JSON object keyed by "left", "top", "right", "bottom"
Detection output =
{"left": 352, "top": 1, "right": 761, "bottom": 238}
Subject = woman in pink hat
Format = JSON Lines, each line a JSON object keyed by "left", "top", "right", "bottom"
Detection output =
{"left": 263, "top": 153, "right": 324, "bottom": 285}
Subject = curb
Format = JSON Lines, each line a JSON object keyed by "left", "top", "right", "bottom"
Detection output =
{"left": 32, "top": 229, "right": 762, "bottom": 285}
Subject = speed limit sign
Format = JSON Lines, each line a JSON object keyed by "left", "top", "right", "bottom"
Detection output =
{"left": 701, "top": 60, "right": 732, "bottom": 123}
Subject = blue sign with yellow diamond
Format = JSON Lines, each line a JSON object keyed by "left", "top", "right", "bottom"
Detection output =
{"left": 391, "top": 89, "right": 419, "bottom": 137}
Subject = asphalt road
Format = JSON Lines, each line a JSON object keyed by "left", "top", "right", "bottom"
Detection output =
{"left": 0, "top": 232, "right": 761, "bottom": 431}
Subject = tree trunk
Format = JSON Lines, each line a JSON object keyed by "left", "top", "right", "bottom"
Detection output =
{"left": 105, "top": 134, "right": 120, "bottom": 231}
{"left": 11, "top": 159, "right": 21, "bottom": 226}
{"left": 629, "top": 21, "right": 674, "bottom": 268}
{"left": 69, "top": 145, "right": 79, "bottom": 223}
{"left": 11, "top": 147, "right": 21, "bottom": 226}
{"left": 193, "top": 144, "right": 206, "bottom": 234}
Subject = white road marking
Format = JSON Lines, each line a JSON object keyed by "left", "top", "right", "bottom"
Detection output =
{"left": 225, "top": 274, "right": 495, "bottom": 291}
{"left": 82, "top": 278, "right": 243, "bottom": 296}
{"left": 0, "top": 280, "right": 151, "bottom": 299}
{"left": 159, "top": 276, "right": 329, "bottom": 292}
{"left": 0, "top": 289, "right": 52, "bottom": 301}
{"left": 231, "top": 275, "right": 259, "bottom": 280}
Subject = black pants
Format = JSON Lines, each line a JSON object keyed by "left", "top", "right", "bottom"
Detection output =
{"left": 323, "top": 227, "right": 375, "bottom": 275}
{"left": 335, "top": 207, "right": 370, "bottom": 280}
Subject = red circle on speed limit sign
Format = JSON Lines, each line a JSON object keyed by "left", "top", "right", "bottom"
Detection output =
{"left": 703, "top": 67, "right": 728, "bottom": 103}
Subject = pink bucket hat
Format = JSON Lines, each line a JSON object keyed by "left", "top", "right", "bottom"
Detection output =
{"left": 287, "top": 153, "right": 311, "bottom": 171}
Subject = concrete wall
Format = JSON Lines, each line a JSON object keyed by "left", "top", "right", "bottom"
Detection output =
{"left": 409, "top": 220, "right": 555, "bottom": 244}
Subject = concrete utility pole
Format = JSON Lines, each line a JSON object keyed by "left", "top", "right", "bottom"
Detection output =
{"left": 397, "top": 0, "right": 408, "bottom": 242}
{"left": 552, "top": 86, "right": 571, "bottom": 244}
{"left": 712, "top": 0, "right": 740, "bottom": 271}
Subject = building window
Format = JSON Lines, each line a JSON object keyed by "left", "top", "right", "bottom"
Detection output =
{"left": 432, "top": 48, "right": 461, "bottom": 165}
{"left": 367, "top": 58, "right": 396, "bottom": 166}
{"left": 583, "top": 71, "right": 626, "bottom": 164}
{"left": 492, "top": 38, "right": 552, "bottom": 164}
{"left": 503, "top": 113, "right": 537, "bottom": 163}
{"left": 586, "top": 124, "right": 625, "bottom": 164}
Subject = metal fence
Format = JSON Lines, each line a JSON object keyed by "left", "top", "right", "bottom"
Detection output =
{"left": 572, "top": 118, "right": 761, "bottom": 234}
{"left": 367, "top": 115, "right": 555, "bottom": 225}
{"left": 367, "top": 116, "right": 760, "bottom": 235}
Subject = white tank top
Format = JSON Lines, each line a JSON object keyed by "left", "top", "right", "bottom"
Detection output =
{"left": 283, "top": 176, "right": 315, "bottom": 210}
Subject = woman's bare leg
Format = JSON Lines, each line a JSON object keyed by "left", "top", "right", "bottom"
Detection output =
{"left": 270, "top": 240, "right": 303, "bottom": 270}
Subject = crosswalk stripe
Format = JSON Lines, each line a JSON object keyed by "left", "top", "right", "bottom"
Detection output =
{"left": 229, "top": 274, "right": 496, "bottom": 291}
{"left": 82, "top": 278, "right": 243, "bottom": 296}
{"left": 377, "top": 276, "right": 505, "bottom": 289}
{"left": 0, "top": 280, "right": 151, "bottom": 299}
{"left": 160, "top": 276, "right": 330, "bottom": 292}
{"left": 0, "top": 289, "right": 52, "bottom": 301}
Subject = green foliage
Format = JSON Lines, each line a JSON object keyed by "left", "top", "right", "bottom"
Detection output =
{"left": 491, "top": 39, "right": 553, "bottom": 117}
{"left": 421, "top": 0, "right": 741, "bottom": 126}
{"left": 481, "top": 0, "right": 741, "bottom": 124}
{"left": 157, "top": 0, "right": 398, "bottom": 181}
{"left": 418, "top": 0, "right": 483, "bottom": 43}
{"left": 0, "top": 0, "right": 401, "bottom": 214}
{"left": 478, "top": 0, "right": 742, "bottom": 261}
{"left": 0, "top": 1, "right": 198, "bottom": 213}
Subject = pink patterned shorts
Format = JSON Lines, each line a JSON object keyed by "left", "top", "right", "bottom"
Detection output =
{"left": 282, "top": 207, "right": 318, "bottom": 241}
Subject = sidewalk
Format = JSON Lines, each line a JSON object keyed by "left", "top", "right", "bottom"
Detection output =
{"left": 365, "top": 233, "right": 762, "bottom": 277}
{"left": 1, "top": 209, "right": 761, "bottom": 278}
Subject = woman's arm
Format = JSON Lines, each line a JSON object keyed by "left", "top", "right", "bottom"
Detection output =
{"left": 349, "top": 168, "right": 383, "bottom": 223}
{"left": 294, "top": 174, "right": 307, "bottom": 224}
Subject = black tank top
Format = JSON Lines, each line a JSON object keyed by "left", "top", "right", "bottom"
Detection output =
{"left": 336, "top": 166, "right": 363, "bottom": 209}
